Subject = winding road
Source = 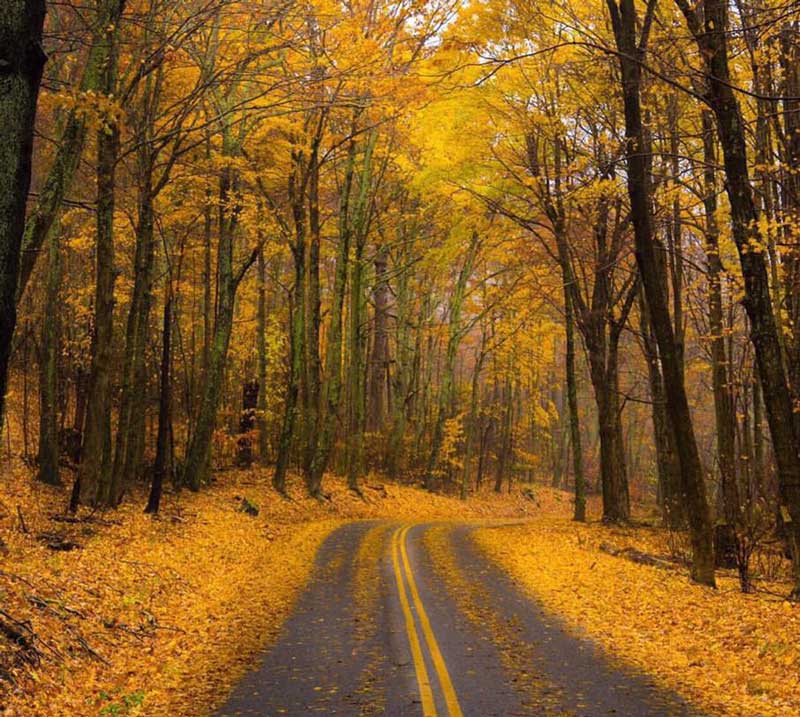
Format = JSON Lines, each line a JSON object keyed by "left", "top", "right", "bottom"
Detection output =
{"left": 216, "top": 522, "right": 699, "bottom": 717}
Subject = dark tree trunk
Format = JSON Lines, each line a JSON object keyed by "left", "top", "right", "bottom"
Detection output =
{"left": 111, "top": 154, "right": 156, "bottom": 505}
{"left": 273, "top": 153, "right": 306, "bottom": 494}
{"left": 236, "top": 380, "right": 259, "bottom": 468}
{"left": 76, "top": 12, "right": 123, "bottom": 507}
{"left": 610, "top": 0, "right": 716, "bottom": 585}
{"left": 184, "top": 145, "right": 246, "bottom": 490}
{"left": 303, "top": 147, "right": 321, "bottom": 488}
{"left": 36, "top": 225, "right": 60, "bottom": 485}
{"left": 256, "top": 248, "right": 270, "bottom": 466}
{"left": 701, "top": 111, "right": 739, "bottom": 534}
{"left": 640, "top": 289, "right": 684, "bottom": 527}
{"left": 146, "top": 291, "right": 172, "bottom": 514}
{"left": 676, "top": 0, "right": 800, "bottom": 593}
{"left": 16, "top": 0, "right": 126, "bottom": 304}
{"left": 563, "top": 290, "right": 585, "bottom": 520}
{"left": 0, "top": 0, "right": 47, "bottom": 422}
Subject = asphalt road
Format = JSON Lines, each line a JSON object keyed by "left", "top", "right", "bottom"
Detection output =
{"left": 216, "top": 522, "right": 699, "bottom": 717}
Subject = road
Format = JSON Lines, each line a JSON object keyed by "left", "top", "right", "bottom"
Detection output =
{"left": 217, "top": 522, "right": 699, "bottom": 717}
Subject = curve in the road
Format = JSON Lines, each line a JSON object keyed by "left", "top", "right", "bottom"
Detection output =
{"left": 216, "top": 521, "right": 702, "bottom": 717}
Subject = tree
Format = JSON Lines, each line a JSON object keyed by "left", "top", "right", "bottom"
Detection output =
{"left": 608, "top": 0, "right": 716, "bottom": 585}
{"left": 0, "top": 0, "right": 47, "bottom": 422}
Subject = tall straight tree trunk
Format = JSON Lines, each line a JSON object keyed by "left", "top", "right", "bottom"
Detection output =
{"left": 676, "top": 0, "right": 800, "bottom": 593}
{"left": 111, "top": 149, "right": 157, "bottom": 504}
{"left": 308, "top": 137, "right": 357, "bottom": 494}
{"left": 346, "top": 232, "right": 366, "bottom": 489}
{"left": 368, "top": 245, "right": 390, "bottom": 432}
{"left": 36, "top": 224, "right": 61, "bottom": 485}
{"left": 461, "top": 333, "right": 486, "bottom": 500}
{"left": 701, "top": 111, "right": 739, "bottom": 530}
{"left": 610, "top": 0, "right": 716, "bottom": 585}
{"left": 494, "top": 372, "right": 514, "bottom": 493}
{"left": 640, "top": 289, "right": 684, "bottom": 526}
{"left": 0, "top": 0, "right": 46, "bottom": 423}
{"left": 146, "top": 289, "right": 172, "bottom": 514}
{"left": 564, "top": 290, "right": 585, "bottom": 521}
{"left": 303, "top": 148, "right": 322, "bottom": 488}
{"left": 387, "top": 232, "right": 415, "bottom": 476}
{"left": 345, "top": 130, "right": 377, "bottom": 491}
{"left": 77, "top": 11, "right": 122, "bottom": 507}
{"left": 256, "top": 248, "right": 270, "bottom": 466}
{"left": 273, "top": 152, "right": 307, "bottom": 495}
{"left": 184, "top": 150, "right": 245, "bottom": 490}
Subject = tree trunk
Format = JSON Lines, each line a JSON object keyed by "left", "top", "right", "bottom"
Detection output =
{"left": 256, "top": 248, "right": 270, "bottom": 465}
{"left": 0, "top": 0, "right": 47, "bottom": 423}
{"left": 462, "top": 332, "right": 487, "bottom": 500}
{"left": 76, "top": 14, "right": 122, "bottom": 507}
{"left": 368, "top": 245, "right": 390, "bottom": 432}
{"left": 111, "top": 152, "right": 157, "bottom": 504}
{"left": 36, "top": 224, "right": 60, "bottom": 485}
{"left": 345, "top": 130, "right": 377, "bottom": 492}
{"left": 303, "top": 148, "right": 321, "bottom": 488}
{"left": 184, "top": 149, "right": 243, "bottom": 490}
{"left": 564, "top": 283, "right": 585, "bottom": 521}
{"left": 701, "top": 110, "right": 739, "bottom": 533}
{"left": 272, "top": 153, "right": 306, "bottom": 494}
{"left": 640, "top": 289, "right": 684, "bottom": 527}
{"left": 677, "top": 0, "right": 800, "bottom": 592}
{"left": 146, "top": 290, "right": 172, "bottom": 514}
{"left": 610, "top": 0, "right": 716, "bottom": 585}
{"left": 308, "top": 137, "right": 357, "bottom": 494}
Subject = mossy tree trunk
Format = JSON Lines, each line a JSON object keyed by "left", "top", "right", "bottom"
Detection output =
{"left": 36, "top": 224, "right": 61, "bottom": 486}
{"left": 76, "top": 4, "right": 125, "bottom": 507}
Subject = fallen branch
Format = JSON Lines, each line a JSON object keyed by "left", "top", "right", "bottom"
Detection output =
{"left": 36, "top": 532, "right": 81, "bottom": 551}
{"left": 49, "top": 514, "right": 121, "bottom": 527}
{"left": 16, "top": 506, "right": 29, "bottom": 534}
{"left": 599, "top": 542, "right": 677, "bottom": 570}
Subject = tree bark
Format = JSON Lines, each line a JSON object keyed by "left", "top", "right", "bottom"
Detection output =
{"left": 76, "top": 10, "right": 123, "bottom": 507}
{"left": 0, "top": 0, "right": 47, "bottom": 423}
{"left": 610, "top": 0, "right": 716, "bottom": 585}
{"left": 368, "top": 245, "right": 390, "bottom": 432}
{"left": 184, "top": 141, "right": 245, "bottom": 491}
{"left": 36, "top": 224, "right": 60, "bottom": 485}
{"left": 676, "top": 0, "right": 800, "bottom": 592}
{"left": 17, "top": 0, "right": 126, "bottom": 304}
{"left": 146, "top": 290, "right": 172, "bottom": 514}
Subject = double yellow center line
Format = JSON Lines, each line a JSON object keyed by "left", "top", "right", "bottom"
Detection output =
{"left": 391, "top": 525, "right": 463, "bottom": 717}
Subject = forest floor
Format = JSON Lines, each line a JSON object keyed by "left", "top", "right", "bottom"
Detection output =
{"left": 0, "top": 463, "right": 533, "bottom": 717}
{"left": 475, "top": 505, "right": 800, "bottom": 717}
{"left": 1, "top": 467, "right": 798, "bottom": 717}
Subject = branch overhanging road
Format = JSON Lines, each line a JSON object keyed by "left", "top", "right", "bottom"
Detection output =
{"left": 217, "top": 522, "right": 700, "bottom": 717}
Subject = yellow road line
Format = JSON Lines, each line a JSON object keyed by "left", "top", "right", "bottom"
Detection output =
{"left": 392, "top": 526, "right": 437, "bottom": 716}
{"left": 400, "top": 525, "right": 464, "bottom": 717}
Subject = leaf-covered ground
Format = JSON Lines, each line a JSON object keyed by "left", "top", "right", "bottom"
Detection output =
{"left": 475, "top": 492, "right": 800, "bottom": 717}
{"left": 0, "top": 464, "right": 533, "bottom": 717}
